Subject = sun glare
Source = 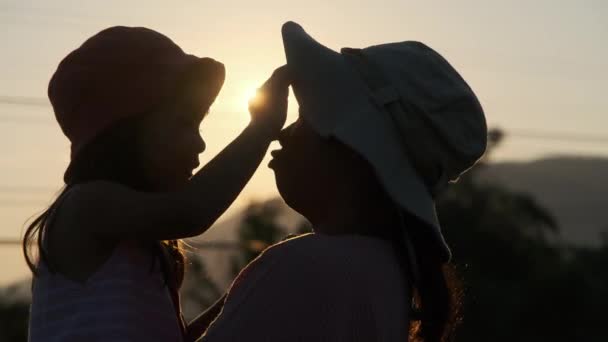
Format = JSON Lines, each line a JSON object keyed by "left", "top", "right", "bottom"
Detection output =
{"left": 244, "top": 85, "right": 260, "bottom": 111}
{"left": 236, "top": 82, "right": 270, "bottom": 126}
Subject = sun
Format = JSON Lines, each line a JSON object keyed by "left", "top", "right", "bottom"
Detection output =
{"left": 234, "top": 82, "right": 268, "bottom": 126}
{"left": 244, "top": 85, "right": 260, "bottom": 111}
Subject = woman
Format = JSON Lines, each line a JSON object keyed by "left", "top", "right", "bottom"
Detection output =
{"left": 202, "top": 22, "right": 487, "bottom": 342}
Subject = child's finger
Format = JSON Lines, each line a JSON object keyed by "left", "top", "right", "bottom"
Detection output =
{"left": 269, "top": 65, "right": 291, "bottom": 88}
{"left": 259, "top": 65, "right": 291, "bottom": 93}
{"left": 250, "top": 69, "right": 290, "bottom": 109}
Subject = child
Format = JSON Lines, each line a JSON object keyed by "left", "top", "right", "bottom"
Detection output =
{"left": 23, "top": 26, "right": 289, "bottom": 341}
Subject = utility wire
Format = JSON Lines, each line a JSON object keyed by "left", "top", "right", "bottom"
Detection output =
{"left": 0, "top": 186, "right": 59, "bottom": 193}
{"left": 508, "top": 130, "right": 608, "bottom": 144}
{"left": 0, "top": 238, "right": 243, "bottom": 250}
{"left": 0, "top": 96, "right": 49, "bottom": 107}
{"left": 2, "top": 96, "right": 608, "bottom": 144}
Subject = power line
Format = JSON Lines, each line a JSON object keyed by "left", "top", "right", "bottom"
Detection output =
{"left": 1, "top": 96, "right": 607, "bottom": 142}
{"left": 0, "top": 238, "right": 242, "bottom": 250}
{"left": 0, "top": 96, "right": 50, "bottom": 107}
{"left": 507, "top": 130, "right": 608, "bottom": 144}
{"left": 0, "top": 186, "right": 60, "bottom": 208}
{"left": 0, "top": 96, "right": 53, "bottom": 125}
{"left": 0, "top": 200, "right": 50, "bottom": 207}
{"left": 0, "top": 116, "right": 53, "bottom": 125}
{"left": 1, "top": 98, "right": 607, "bottom": 144}
{"left": 0, "top": 186, "right": 59, "bottom": 194}
{"left": 0, "top": 115, "right": 606, "bottom": 145}
{"left": 2, "top": 95, "right": 608, "bottom": 144}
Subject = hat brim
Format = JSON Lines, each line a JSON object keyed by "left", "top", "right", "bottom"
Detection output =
{"left": 281, "top": 21, "right": 449, "bottom": 260}
{"left": 176, "top": 56, "right": 226, "bottom": 109}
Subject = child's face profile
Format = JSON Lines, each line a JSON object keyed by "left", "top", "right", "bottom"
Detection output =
{"left": 137, "top": 81, "right": 211, "bottom": 191}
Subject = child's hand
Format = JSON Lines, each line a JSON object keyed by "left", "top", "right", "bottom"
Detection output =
{"left": 248, "top": 65, "right": 291, "bottom": 138}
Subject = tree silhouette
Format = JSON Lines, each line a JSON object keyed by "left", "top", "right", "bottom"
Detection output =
{"left": 0, "top": 286, "right": 29, "bottom": 342}
{"left": 180, "top": 254, "right": 222, "bottom": 321}
{"left": 230, "top": 199, "right": 288, "bottom": 277}
{"left": 436, "top": 128, "right": 607, "bottom": 342}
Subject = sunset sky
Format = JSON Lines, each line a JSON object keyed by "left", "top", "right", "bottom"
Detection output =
{"left": 1, "top": 0, "right": 606, "bottom": 284}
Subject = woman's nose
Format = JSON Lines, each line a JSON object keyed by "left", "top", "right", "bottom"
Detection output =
{"left": 196, "top": 135, "right": 206, "bottom": 154}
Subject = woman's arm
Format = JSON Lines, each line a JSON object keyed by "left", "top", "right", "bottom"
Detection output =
{"left": 184, "top": 294, "right": 227, "bottom": 342}
{"left": 65, "top": 66, "right": 290, "bottom": 241}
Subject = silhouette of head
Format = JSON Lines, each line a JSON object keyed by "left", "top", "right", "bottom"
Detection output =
{"left": 49, "top": 26, "right": 225, "bottom": 191}
{"left": 270, "top": 117, "right": 396, "bottom": 234}
{"left": 64, "top": 76, "right": 215, "bottom": 192}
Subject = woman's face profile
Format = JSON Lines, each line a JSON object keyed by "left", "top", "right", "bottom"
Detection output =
{"left": 270, "top": 116, "right": 365, "bottom": 222}
{"left": 270, "top": 117, "right": 328, "bottom": 214}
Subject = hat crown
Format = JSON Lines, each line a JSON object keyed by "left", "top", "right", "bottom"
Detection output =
{"left": 360, "top": 42, "right": 488, "bottom": 185}
{"left": 48, "top": 26, "right": 196, "bottom": 159}
{"left": 73, "top": 26, "right": 185, "bottom": 63}
{"left": 282, "top": 21, "right": 489, "bottom": 261}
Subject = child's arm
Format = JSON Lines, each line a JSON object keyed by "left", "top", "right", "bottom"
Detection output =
{"left": 64, "top": 66, "right": 290, "bottom": 241}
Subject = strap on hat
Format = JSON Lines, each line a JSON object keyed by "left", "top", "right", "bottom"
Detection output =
{"left": 341, "top": 48, "right": 401, "bottom": 106}
{"left": 341, "top": 47, "right": 448, "bottom": 199}
{"left": 343, "top": 47, "right": 424, "bottom": 308}
{"left": 372, "top": 85, "right": 400, "bottom": 106}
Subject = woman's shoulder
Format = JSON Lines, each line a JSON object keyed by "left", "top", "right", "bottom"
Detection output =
{"left": 225, "top": 232, "right": 405, "bottom": 312}
{"left": 258, "top": 233, "right": 398, "bottom": 277}
{"left": 267, "top": 232, "right": 393, "bottom": 257}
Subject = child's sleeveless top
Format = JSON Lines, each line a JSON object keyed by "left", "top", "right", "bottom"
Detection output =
{"left": 28, "top": 188, "right": 185, "bottom": 341}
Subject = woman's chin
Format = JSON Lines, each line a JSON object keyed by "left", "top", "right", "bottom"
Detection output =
{"left": 268, "top": 158, "right": 277, "bottom": 169}
{"left": 169, "top": 174, "right": 193, "bottom": 190}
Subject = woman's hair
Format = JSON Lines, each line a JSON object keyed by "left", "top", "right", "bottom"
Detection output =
{"left": 393, "top": 212, "right": 463, "bottom": 342}
{"left": 338, "top": 138, "right": 462, "bottom": 342}
{"left": 22, "top": 113, "right": 186, "bottom": 289}
{"left": 365, "top": 197, "right": 462, "bottom": 342}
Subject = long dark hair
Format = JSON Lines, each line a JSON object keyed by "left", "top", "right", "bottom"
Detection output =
{"left": 344, "top": 139, "right": 462, "bottom": 342}
{"left": 392, "top": 211, "right": 463, "bottom": 342}
{"left": 22, "top": 113, "right": 186, "bottom": 289}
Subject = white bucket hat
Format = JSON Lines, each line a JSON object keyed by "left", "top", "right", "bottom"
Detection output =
{"left": 281, "top": 21, "right": 487, "bottom": 261}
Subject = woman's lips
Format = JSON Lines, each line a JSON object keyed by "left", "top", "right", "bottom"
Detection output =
{"left": 187, "top": 162, "right": 200, "bottom": 177}
{"left": 270, "top": 149, "right": 283, "bottom": 158}
{"left": 269, "top": 149, "right": 284, "bottom": 168}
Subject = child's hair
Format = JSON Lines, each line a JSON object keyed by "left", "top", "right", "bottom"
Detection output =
{"left": 22, "top": 113, "right": 186, "bottom": 289}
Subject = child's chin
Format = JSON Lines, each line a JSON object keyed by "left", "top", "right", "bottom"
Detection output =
{"left": 166, "top": 175, "right": 191, "bottom": 191}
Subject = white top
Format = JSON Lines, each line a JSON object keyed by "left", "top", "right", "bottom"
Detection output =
{"left": 202, "top": 233, "right": 410, "bottom": 342}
